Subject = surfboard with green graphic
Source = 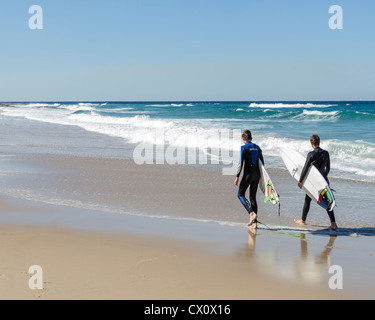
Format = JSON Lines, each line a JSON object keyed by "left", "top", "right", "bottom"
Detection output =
{"left": 258, "top": 160, "right": 280, "bottom": 206}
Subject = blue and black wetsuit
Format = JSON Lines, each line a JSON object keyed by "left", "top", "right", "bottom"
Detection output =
{"left": 236, "top": 141, "right": 264, "bottom": 216}
{"left": 299, "top": 147, "right": 336, "bottom": 223}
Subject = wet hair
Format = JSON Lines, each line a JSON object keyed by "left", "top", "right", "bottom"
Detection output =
{"left": 242, "top": 130, "right": 252, "bottom": 141}
{"left": 310, "top": 134, "right": 320, "bottom": 146}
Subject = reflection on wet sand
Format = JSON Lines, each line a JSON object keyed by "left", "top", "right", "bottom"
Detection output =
{"left": 245, "top": 230, "right": 338, "bottom": 287}
{"left": 247, "top": 229, "right": 257, "bottom": 252}
{"left": 296, "top": 234, "right": 337, "bottom": 284}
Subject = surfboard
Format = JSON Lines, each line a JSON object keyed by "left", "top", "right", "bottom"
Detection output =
{"left": 279, "top": 147, "right": 336, "bottom": 212}
{"left": 258, "top": 160, "right": 280, "bottom": 206}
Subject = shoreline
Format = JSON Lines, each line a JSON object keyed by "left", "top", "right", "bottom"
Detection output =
{"left": 0, "top": 194, "right": 374, "bottom": 299}
{"left": 0, "top": 194, "right": 366, "bottom": 300}
{"left": 1, "top": 151, "right": 373, "bottom": 229}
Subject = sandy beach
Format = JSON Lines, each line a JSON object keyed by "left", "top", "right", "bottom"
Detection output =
{"left": 0, "top": 198, "right": 358, "bottom": 300}
{"left": 0, "top": 152, "right": 374, "bottom": 300}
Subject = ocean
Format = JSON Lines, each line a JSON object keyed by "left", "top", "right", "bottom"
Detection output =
{"left": 1, "top": 101, "right": 374, "bottom": 182}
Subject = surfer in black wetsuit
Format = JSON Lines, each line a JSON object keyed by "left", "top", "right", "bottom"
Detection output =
{"left": 295, "top": 134, "right": 338, "bottom": 230}
{"left": 234, "top": 130, "right": 264, "bottom": 229}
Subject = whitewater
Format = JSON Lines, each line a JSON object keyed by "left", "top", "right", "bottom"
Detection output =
{"left": 0, "top": 101, "right": 374, "bottom": 182}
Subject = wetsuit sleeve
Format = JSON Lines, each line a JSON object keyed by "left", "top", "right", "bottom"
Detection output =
{"left": 299, "top": 152, "right": 313, "bottom": 183}
{"left": 236, "top": 148, "right": 244, "bottom": 177}
{"left": 259, "top": 148, "right": 264, "bottom": 165}
{"left": 326, "top": 151, "right": 331, "bottom": 175}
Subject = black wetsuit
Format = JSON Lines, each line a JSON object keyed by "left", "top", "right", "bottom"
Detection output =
{"left": 299, "top": 147, "right": 336, "bottom": 223}
{"left": 236, "top": 141, "right": 264, "bottom": 215}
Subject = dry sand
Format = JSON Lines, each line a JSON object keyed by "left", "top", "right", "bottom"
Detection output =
{"left": 0, "top": 195, "right": 358, "bottom": 300}
{"left": 0, "top": 223, "right": 346, "bottom": 300}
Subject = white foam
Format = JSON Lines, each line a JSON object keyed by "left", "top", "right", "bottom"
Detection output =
{"left": 78, "top": 103, "right": 100, "bottom": 107}
{"left": 12, "top": 103, "right": 60, "bottom": 108}
{"left": 106, "top": 107, "right": 135, "bottom": 111}
{"left": 302, "top": 110, "right": 339, "bottom": 116}
{"left": 60, "top": 104, "right": 96, "bottom": 112}
{"left": 248, "top": 102, "right": 337, "bottom": 109}
{"left": 146, "top": 104, "right": 172, "bottom": 107}
{"left": 146, "top": 103, "right": 188, "bottom": 107}
{"left": 293, "top": 110, "right": 340, "bottom": 121}
{"left": 8, "top": 107, "right": 237, "bottom": 154}
{"left": 255, "top": 135, "right": 375, "bottom": 180}
{"left": 326, "top": 139, "right": 375, "bottom": 179}
{"left": 1, "top": 103, "right": 374, "bottom": 181}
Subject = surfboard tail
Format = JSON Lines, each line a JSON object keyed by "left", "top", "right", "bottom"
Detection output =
{"left": 318, "top": 187, "right": 336, "bottom": 211}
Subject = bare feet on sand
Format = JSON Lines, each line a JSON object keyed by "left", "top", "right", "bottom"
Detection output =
{"left": 330, "top": 222, "right": 338, "bottom": 231}
{"left": 294, "top": 219, "right": 306, "bottom": 226}
{"left": 294, "top": 219, "right": 338, "bottom": 231}
{"left": 248, "top": 212, "right": 257, "bottom": 228}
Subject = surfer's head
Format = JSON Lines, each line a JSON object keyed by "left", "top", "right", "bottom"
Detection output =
{"left": 242, "top": 130, "right": 252, "bottom": 142}
{"left": 310, "top": 134, "right": 320, "bottom": 147}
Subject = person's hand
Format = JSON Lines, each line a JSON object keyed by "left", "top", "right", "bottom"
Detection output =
{"left": 234, "top": 177, "right": 239, "bottom": 186}
{"left": 298, "top": 182, "right": 303, "bottom": 189}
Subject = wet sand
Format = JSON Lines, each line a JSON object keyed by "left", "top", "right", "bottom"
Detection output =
{"left": 0, "top": 152, "right": 373, "bottom": 228}
{"left": 0, "top": 197, "right": 358, "bottom": 300}
{"left": 0, "top": 153, "right": 374, "bottom": 300}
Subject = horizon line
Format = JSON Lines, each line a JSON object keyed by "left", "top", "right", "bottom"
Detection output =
{"left": 1, "top": 100, "right": 374, "bottom": 103}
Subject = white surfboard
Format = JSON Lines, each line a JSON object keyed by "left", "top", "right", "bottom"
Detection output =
{"left": 279, "top": 147, "right": 335, "bottom": 211}
{"left": 258, "top": 160, "right": 280, "bottom": 206}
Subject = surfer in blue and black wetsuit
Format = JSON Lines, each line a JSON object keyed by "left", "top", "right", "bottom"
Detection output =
{"left": 234, "top": 130, "right": 264, "bottom": 228}
{"left": 295, "top": 134, "right": 338, "bottom": 231}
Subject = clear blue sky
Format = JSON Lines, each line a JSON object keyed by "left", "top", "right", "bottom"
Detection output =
{"left": 0, "top": 0, "right": 374, "bottom": 101}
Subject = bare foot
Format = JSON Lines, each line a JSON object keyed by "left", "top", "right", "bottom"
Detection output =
{"left": 330, "top": 223, "right": 338, "bottom": 231}
{"left": 248, "top": 212, "right": 258, "bottom": 227}
{"left": 294, "top": 219, "right": 306, "bottom": 226}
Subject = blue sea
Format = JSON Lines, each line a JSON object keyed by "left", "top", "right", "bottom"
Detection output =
{"left": 1, "top": 101, "right": 374, "bottom": 182}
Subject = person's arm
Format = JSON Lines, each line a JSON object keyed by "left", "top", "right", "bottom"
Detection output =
{"left": 326, "top": 151, "right": 331, "bottom": 175}
{"left": 299, "top": 152, "right": 313, "bottom": 184}
{"left": 259, "top": 148, "right": 264, "bottom": 165}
